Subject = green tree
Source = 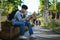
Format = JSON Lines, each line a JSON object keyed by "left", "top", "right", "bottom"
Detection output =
{"left": 57, "top": 2, "right": 60, "bottom": 12}
{"left": 48, "top": 0, "right": 57, "bottom": 13}
{"left": 39, "top": 0, "right": 44, "bottom": 12}
{"left": 0, "top": 0, "right": 23, "bottom": 16}
{"left": 44, "top": 0, "right": 49, "bottom": 22}
{"left": 39, "top": 0, "right": 49, "bottom": 22}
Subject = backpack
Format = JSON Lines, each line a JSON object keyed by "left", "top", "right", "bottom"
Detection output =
{"left": 7, "top": 9, "right": 18, "bottom": 20}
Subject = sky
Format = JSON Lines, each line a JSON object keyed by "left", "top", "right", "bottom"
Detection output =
{"left": 21, "top": 0, "right": 40, "bottom": 14}
{"left": 58, "top": 0, "right": 60, "bottom": 2}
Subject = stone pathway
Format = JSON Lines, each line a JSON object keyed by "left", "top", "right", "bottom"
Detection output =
{"left": 24, "top": 25, "right": 60, "bottom": 40}
{"left": 14, "top": 25, "right": 60, "bottom": 40}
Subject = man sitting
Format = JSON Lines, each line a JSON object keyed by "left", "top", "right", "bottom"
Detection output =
{"left": 12, "top": 5, "right": 36, "bottom": 39}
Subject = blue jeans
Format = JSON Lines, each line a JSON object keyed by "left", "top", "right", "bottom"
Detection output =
{"left": 13, "top": 21, "right": 33, "bottom": 36}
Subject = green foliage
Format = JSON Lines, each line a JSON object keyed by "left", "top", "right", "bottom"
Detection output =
{"left": 48, "top": 0, "right": 57, "bottom": 13}
{"left": 39, "top": 0, "right": 57, "bottom": 13}
{"left": 0, "top": 0, "right": 22, "bottom": 16}
{"left": 45, "top": 19, "right": 60, "bottom": 30}
{"left": 40, "top": 0, "right": 44, "bottom": 5}
{"left": 7, "top": 0, "right": 22, "bottom": 5}
{"left": 56, "top": 2, "right": 60, "bottom": 12}
{"left": 39, "top": 0, "right": 44, "bottom": 11}
{"left": 2, "top": 9, "right": 8, "bottom": 16}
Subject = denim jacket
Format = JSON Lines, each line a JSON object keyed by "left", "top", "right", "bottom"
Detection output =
{"left": 12, "top": 10, "right": 27, "bottom": 25}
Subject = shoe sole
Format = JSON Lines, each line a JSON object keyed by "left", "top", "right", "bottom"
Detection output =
{"left": 19, "top": 38, "right": 27, "bottom": 40}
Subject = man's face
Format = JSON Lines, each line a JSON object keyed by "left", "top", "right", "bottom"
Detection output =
{"left": 21, "top": 8, "right": 26, "bottom": 13}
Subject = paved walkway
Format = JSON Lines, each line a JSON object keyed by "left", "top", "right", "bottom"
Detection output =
{"left": 15, "top": 26, "right": 60, "bottom": 40}
{"left": 24, "top": 26, "right": 60, "bottom": 40}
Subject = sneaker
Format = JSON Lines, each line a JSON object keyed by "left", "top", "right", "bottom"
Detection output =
{"left": 19, "top": 36, "right": 27, "bottom": 39}
{"left": 30, "top": 34, "right": 37, "bottom": 38}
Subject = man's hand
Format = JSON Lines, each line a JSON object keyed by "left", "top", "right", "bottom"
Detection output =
{"left": 26, "top": 15, "right": 31, "bottom": 20}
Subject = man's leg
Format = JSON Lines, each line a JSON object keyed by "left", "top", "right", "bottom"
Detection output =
{"left": 14, "top": 21, "right": 28, "bottom": 39}
{"left": 25, "top": 22, "right": 33, "bottom": 35}
{"left": 14, "top": 21, "right": 25, "bottom": 35}
{"left": 25, "top": 21, "right": 37, "bottom": 38}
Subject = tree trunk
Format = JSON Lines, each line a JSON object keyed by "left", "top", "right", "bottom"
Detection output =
{"left": 0, "top": 9, "right": 4, "bottom": 32}
{"left": 44, "top": 0, "right": 49, "bottom": 22}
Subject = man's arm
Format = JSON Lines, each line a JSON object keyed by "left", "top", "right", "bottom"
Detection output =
{"left": 15, "top": 11, "right": 26, "bottom": 21}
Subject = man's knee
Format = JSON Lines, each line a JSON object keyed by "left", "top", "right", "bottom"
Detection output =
{"left": 14, "top": 21, "right": 25, "bottom": 26}
{"left": 20, "top": 22, "right": 25, "bottom": 26}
